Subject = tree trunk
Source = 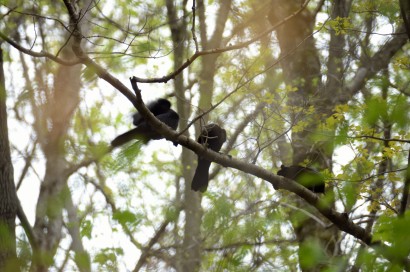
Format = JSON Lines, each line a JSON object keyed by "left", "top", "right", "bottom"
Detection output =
{"left": 0, "top": 46, "right": 19, "bottom": 271}
{"left": 31, "top": 53, "right": 81, "bottom": 272}
{"left": 31, "top": 1, "right": 91, "bottom": 269}
{"left": 165, "top": 1, "right": 202, "bottom": 271}
{"left": 268, "top": 2, "right": 340, "bottom": 270}
{"left": 166, "top": 1, "right": 232, "bottom": 270}
{"left": 400, "top": 0, "right": 410, "bottom": 40}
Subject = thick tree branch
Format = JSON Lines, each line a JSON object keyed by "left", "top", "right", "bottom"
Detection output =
{"left": 129, "top": 76, "right": 373, "bottom": 244}
{"left": 343, "top": 25, "right": 408, "bottom": 102}
{"left": 400, "top": 0, "right": 410, "bottom": 40}
{"left": 127, "top": 77, "right": 409, "bottom": 269}
{"left": 64, "top": 186, "right": 91, "bottom": 272}
{"left": 209, "top": 0, "right": 232, "bottom": 47}
{"left": 72, "top": 40, "right": 138, "bottom": 108}
{"left": 0, "top": 41, "right": 19, "bottom": 271}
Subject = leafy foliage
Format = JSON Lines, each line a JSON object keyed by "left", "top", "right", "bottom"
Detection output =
{"left": 1, "top": 0, "right": 410, "bottom": 271}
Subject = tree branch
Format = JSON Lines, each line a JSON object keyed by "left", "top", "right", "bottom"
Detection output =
{"left": 85, "top": 176, "right": 143, "bottom": 249}
{"left": 129, "top": 76, "right": 374, "bottom": 244}
{"left": 133, "top": 212, "right": 179, "bottom": 272}
{"left": 64, "top": 186, "right": 91, "bottom": 272}
{"left": 0, "top": 31, "right": 81, "bottom": 66}
{"left": 400, "top": 0, "right": 410, "bottom": 40}
{"left": 349, "top": 135, "right": 410, "bottom": 143}
{"left": 16, "top": 199, "right": 38, "bottom": 252}
{"left": 128, "top": 77, "right": 410, "bottom": 269}
{"left": 343, "top": 25, "right": 408, "bottom": 103}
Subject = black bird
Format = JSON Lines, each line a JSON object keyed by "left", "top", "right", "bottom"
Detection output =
{"left": 191, "top": 124, "right": 227, "bottom": 192}
{"left": 277, "top": 165, "right": 325, "bottom": 193}
{"left": 111, "top": 98, "right": 179, "bottom": 147}
{"left": 133, "top": 98, "right": 171, "bottom": 126}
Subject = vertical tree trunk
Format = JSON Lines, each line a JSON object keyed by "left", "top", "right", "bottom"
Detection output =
{"left": 31, "top": 50, "right": 81, "bottom": 272}
{"left": 0, "top": 46, "right": 19, "bottom": 271}
{"left": 165, "top": 1, "right": 202, "bottom": 271}
{"left": 166, "top": 1, "right": 232, "bottom": 270}
{"left": 268, "top": 0, "right": 323, "bottom": 165}
{"left": 400, "top": 0, "right": 410, "bottom": 40}
{"left": 268, "top": 2, "right": 341, "bottom": 270}
{"left": 30, "top": 1, "right": 92, "bottom": 270}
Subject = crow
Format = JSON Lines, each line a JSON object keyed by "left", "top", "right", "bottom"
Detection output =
{"left": 111, "top": 98, "right": 179, "bottom": 147}
{"left": 277, "top": 165, "right": 325, "bottom": 193}
{"left": 191, "top": 124, "right": 227, "bottom": 192}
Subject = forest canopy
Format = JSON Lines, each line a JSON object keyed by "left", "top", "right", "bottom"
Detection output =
{"left": 1, "top": 0, "right": 410, "bottom": 271}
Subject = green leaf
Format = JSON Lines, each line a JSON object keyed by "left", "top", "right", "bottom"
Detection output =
{"left": 364, "top": 97, "right": 387, "bottom": 126}
{"left": 112, "top": 210, "right": 142, "bottom": 227}
{"left": 390, "top": 96, "right": 409, "bottom": 128}
{"left": 80, "top": 219, "right": 93, "bottom": 239}
{"left": 299, "top": 239, "right": 327, "bottom": 269}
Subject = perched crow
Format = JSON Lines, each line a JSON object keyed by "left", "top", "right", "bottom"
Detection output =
{"left": 277, "top": 165, "right": 325, "bottom": 193}
{"left": 111, "top": 98, "right": 179, "bottom": 147}
{"left": 191, "top": 124, "right": 227, "bottom": 192}
{"left": 133, "top": 98, "right": 171, "bottom": 126}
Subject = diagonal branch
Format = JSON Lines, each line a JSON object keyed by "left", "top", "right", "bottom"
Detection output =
{"left": 16, "top": 199, "right": 38, "bottom": 252}
{"left": 0, "top": 31, "right": 81, "bottom": 66}
{"left": 130, "top": 76, "right": 370, "bottom": 241}
{"left": 85, "top": 176, "right": 143, "bottom": 249}
{"left": 132, "top": 208, "right": 181, "bottom": 272}
{"left": 130, "top": 77, "right": 410, "bottom": 269}
{"left": 343, "top": 25, "right": 408, "bottom": 103}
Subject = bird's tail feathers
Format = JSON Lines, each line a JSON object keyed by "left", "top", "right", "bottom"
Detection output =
{"left": 191, "top": 159, "right": 211, "bottom": 192}
{"left": 111, "top": 127, "right": 147, "bottom": 147}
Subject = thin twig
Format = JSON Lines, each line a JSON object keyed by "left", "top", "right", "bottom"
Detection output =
{"left": 191, "top": 0, "right": 199, "bottom": 52}
{"left": 0, "top": 31, "right": 81, "bottom": 65}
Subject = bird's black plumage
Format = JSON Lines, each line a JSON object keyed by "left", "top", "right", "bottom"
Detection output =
{"left": 111, "top": 99, "right": 179, "bottom": 147}
{"left": 191, "top": 124, "right": 227, "bottom": 192}
{"left": 277, "top": 165, "right": 325, "bottom": 193}
{"left": 133, "top": 98, "right": 171, "bottom": 126}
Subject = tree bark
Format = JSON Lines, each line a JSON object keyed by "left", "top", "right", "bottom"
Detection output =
{"left": 31, "top": 1, "right": 91, "bottom": 270}
{"left": 165, "top": 1, "right": 202, "bottom": 271}
{"left": 166, "top": 1, "right": 232, "bottom": 270}
{"left": 0, "top": 45, "right": 19, "bottom": 271}
{"left": 400, "top": 0, "right": 410, "bottom": 40}
{"left": 268, "top": 1, "right": 407, "bottom": 270}
{"left": 268, "top": 2, "right": 339, "bottom": 270}
{"left": 31, "top": 51, "right": 81, "bottom": 272}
